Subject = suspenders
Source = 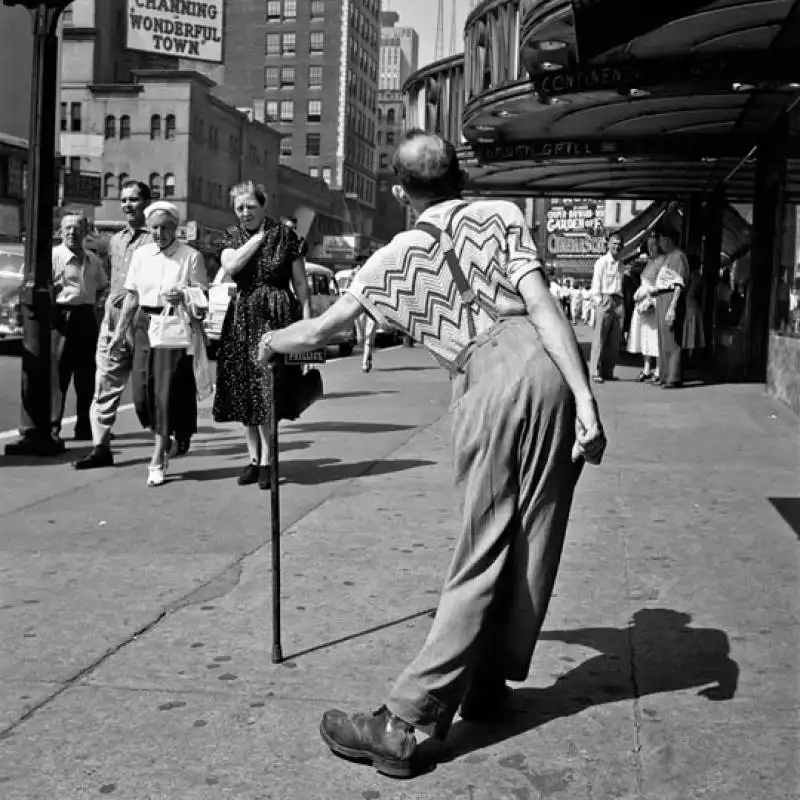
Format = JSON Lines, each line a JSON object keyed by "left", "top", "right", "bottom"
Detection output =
{"left": 415, "top": 203, "right": 499, "bottom": 340}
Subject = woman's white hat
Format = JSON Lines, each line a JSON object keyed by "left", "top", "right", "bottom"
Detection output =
{"left": 144, "top": 201, "right": 181, "bottom": 225}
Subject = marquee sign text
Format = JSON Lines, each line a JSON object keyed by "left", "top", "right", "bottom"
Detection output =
{"left": 127, "top": 0, "right": 224, "bottom": 63}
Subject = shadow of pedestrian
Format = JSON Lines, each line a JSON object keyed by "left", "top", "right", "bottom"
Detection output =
{"left": 324, "top": 390, "right": 399, "bottom": 400}
{"left": 769, "top": 497, "right": 800, "bottom": 539}
{"left": 377, "top": 366, "right": 439, "bottom": 373}
{"left": 417, "top": 609, "right": 739, "bottom": 769}
{"left": 281, "top": 457, "right": 435, "bottom": 485}
{"left": 285, "top": 421, "right": 416, "bottom": 434}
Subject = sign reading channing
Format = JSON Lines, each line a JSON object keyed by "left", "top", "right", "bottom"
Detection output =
{"left": 127, "top": 0, "right": 224, "bottom": 63}
{"left": 545, "top": 199, "right": 607, "bottom": 261}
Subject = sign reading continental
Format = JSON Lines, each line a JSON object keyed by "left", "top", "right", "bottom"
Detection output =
{"left": 127, "top": 0, "right": 224, "bottom": 63}
{"left": 545, "top": 199, "right": 606, "bottom": 261}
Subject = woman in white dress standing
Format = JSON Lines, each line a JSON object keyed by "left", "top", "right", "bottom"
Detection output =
{"left": 627, "top": 232, "right": 662, "bottom": 383}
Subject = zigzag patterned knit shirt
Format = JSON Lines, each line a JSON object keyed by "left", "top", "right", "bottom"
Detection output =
{"left": 347, "top": 199, "right": 543, "bottom": 366}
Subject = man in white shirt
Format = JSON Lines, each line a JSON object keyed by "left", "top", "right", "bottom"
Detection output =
{"left": 51, "top": 213, "right": 108, "bottom": 440}
{"left": 589, "top": 232, "right": 625, "bottom": 382}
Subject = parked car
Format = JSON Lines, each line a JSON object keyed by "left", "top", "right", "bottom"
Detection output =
{"left": 204, "top": 262, "right": 357, "bottom": 357}
{"left": 0, "top": 245, "right": 25, "bottom": 339}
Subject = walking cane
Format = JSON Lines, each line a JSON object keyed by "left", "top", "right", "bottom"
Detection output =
{"left": 267, "top": 349, "right": 326, "bottom": 665}
{"left": 268, "top": 359, "right": 283, "bottom": 664}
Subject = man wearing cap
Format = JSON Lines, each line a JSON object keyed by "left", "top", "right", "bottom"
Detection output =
{"left": 75, "top": 180, "right": 153, "bottom": 470}
{"left": 258, "top": 130, "right": 606, "bottom": 777}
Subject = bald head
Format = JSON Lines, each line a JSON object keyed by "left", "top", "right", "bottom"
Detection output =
{"left": 392, "top": 130, "right": 464, "bottom": 201}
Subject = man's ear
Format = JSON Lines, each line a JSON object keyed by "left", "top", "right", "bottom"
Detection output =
{"left": 392, "top": 184, "right": 410, "bottom": 206}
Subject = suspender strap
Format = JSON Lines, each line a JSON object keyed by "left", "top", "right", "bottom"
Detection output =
{"left": 416, "top": 203, "right": 498, "bottom": 341}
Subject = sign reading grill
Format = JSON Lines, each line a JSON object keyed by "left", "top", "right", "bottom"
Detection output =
{"left": 127, "top": 0, "right": 225, "bottom": 63}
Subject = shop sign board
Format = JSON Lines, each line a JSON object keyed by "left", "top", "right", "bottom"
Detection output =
{"left": 127, "top": 0, "right": 225, "bottom": 63}
{"left": 545, "top": 198, "right": 607, "bottom": 261}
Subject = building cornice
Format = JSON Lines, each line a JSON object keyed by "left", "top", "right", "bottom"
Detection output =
{"left": 89, "top": 83, "right": 146, "bottom": 96}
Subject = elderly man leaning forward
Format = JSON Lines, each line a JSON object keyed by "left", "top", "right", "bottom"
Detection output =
{"left": 74, "top": 180, "right": 154, "bottom": 470}
{"left": 6, "top": 213, "right": 107, "bottom": 456}
{"left": 257, "top": 130, "right": 607, "bottom": 778}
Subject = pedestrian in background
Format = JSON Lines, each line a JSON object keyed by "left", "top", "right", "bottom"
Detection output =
{"left": 627, "top": 232, "right": 662, "bottom": 382}
{"left": 682, "top": 253, "right": 706, "bottom": 365}
{"left": 213, "top": 182, "right": 312, "bottom": 490}
{"left": 258, "top": 130, "right": 606, "bottom": 778}
{"left": 51, "top": 213, "right": 107, "bottom": 443}
{"left": 75, "top": 180, "right": 153, "bottom": 470}
{"left": 653, "top": 225, "right": 689, "bottom": 389}
{"left": 109, "top": 202, "right": 208, "bottom": 486}
{"left": 589, "top": 232, "right": 625, "bottom": 382}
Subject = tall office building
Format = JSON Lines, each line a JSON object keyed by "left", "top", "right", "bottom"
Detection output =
{"left": 216, "top": 0, "right": 382, "bottom": 235}
{"left": 374, "top": 11, "right": 418, "bottom": 242}
{"left": 379, "top": 10, "right": 418, "bottom": 91}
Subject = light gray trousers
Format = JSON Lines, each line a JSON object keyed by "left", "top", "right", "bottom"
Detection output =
{"left": 386, "top": 318, "right": 583, "bottom": 738}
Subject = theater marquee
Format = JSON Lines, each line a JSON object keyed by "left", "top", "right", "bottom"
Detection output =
{"left": 127, "top": 0, "right": 224, "bottom": 63}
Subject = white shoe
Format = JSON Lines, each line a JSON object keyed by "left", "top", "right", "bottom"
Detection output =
{"left": 146, "top": 456, "right": 168, "bottom": 487}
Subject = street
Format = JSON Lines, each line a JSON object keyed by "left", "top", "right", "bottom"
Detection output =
{"left": 0, "top": 329, "right": 798, "bottom": 799}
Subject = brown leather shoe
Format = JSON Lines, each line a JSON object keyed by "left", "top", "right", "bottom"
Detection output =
{"left": 319, "top": 706, "right": 416, "bottom": 778}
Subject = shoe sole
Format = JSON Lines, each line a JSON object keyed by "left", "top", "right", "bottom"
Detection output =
{"left": 319, "top": 722, "right": 413, "bottom": 779}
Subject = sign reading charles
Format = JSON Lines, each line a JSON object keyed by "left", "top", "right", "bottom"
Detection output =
{"left": 545, "top": 199, "right": 607, "bottom": 260}
{"left": 127, "top": 0, "right": 224, "bottom": 63}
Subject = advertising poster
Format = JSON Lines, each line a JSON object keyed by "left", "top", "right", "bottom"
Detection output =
{"left": 544, "top": 198, "right": 607, "bottom": 276}
{"left": 127, "top": 0, "right": 224, "bottom": 63}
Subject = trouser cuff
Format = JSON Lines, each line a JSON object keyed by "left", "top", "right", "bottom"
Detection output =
{"left": 385, "top": 693, "right": 454, "bottom": 740}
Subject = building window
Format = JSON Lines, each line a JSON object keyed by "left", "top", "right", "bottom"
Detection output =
{"left": 309, "top": 65, "right": 323, "bottom": 88}
{"left": 60, "top": 102, "right": 68, "bottom": 131}
{"left": 322, "top": 167, "right": 332, "bottom": 185}
{"left": 68, "top": 157, "right": 81, "bottom": 173}
{"left": 279, "top": 100, "right": 294, "bottom": 122}
{"left": 309, "top": 167, "right": 320, "bottom": 178}
{"left": 379, "top": 153, "right": 389, "bottom": 169}
{"left": 311, "top": 0, "right": 324, "bottom": 18}
{"left": 615, "top": 203, "right": 622, "bottom": 225}
{"left": 283, "top": 0, "right": 296, "bottom": 18}
{"left": 118, "top": 173, "right": 129, "bottom": 195}
{"left": 103, "top": 173, "right": 115, "bottom": 199}
{"left": 376, "top": 131, "right": 382, "bottom": 145}
{"left": 266, "top": 33, "right": 280, "bottom": 55}
{"left": 266, "top": 100, "right": 279, "bottom": 122}
{"left": 282, "top": 32, "right": 296, "bottom": 55}
{"left": 149, "top": 172, "right": 161, "bottom": 200}
{"left": 266, "top": 0, "right": 281, "bottom": 20}
{"left": 280, "top": 66, "right": 295, "bottom": 88}
{"left": 306, "top": 133, "right": 321, "bottom": 156}
{"left": 280, "top": 138, "right": 292, "bottom": 157}
{"left": 104, "top": 115, "right": 116, "bottom": 139}
{"left": 307, "top": 100, "right": 322, "bottom": 123}
{"left": 310, "top": 31, "right": 325, "bottom": 53}
{"left": 386, "top": 132, "right": 395, "bottom": 145}
{"left": 165, "top": 114, "right": 176, "bottom": 139}
{"left": 265, "top": 66, "right": 280, "bottom": 88}
{"left": 164, "top": 173, "right": 176, "bottom": 199}
{"left": 70, "top": 102, "right": 82, "bottom": 132}
{"left": 119, "top": 115, "right": 131, "bottom": 139}
{"left": 387, "top": 108, "right": 395, "bottom": 124}
{"left": 150, "top": 114, "right": 161, "bottom": 139}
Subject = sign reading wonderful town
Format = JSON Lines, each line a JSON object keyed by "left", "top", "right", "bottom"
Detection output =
{"left": 127, "top": 0, "right": 224, "bottom": 63}
{"left": 545, "top": 199, "right": 607, "bottom": 260}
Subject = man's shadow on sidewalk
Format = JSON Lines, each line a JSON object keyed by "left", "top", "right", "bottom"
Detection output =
{"left": 419, "top": 609, "right": 739, "bottom": 767}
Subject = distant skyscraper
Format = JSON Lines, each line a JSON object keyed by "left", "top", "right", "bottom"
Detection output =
{"left": 375, "top": 12, "right": 419, "bottom": 243}
{"left": 379, "top": 11, "right": 419, "bottom": 91}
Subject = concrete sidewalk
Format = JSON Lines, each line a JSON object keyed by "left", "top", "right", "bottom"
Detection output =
{"left": 1, "top": 333, "right": 798, "bottom": 799}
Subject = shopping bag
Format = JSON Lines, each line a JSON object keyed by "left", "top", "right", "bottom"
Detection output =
{"left": 147, "top": 307, "right": 192, "bottom": 349}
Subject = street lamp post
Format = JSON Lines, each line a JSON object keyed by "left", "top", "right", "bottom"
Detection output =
{"left": 4, "top": 0, "right": 72, "bottom": 457}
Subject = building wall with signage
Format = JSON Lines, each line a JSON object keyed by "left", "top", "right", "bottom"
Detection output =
{"left": 0, "top": 5, "right": 32, "bottom": 144}
{"left": 543, "top": 198, "right": 607, "bottom": 278}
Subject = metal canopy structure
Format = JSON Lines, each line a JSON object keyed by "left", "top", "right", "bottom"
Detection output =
{"left": 404, "top": 0, "right": 800, "bottom": 201}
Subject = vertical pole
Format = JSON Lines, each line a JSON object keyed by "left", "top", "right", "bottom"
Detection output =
{"left": 7, "top": 4, "right": 63, "bottom": 455}
{"left": 748, "top": 114, "right": 788, "bottom": 382}
{"left": 269, "top": 361, "right": 283, "bottom": 664}
{"left": 702, "top": 190, "right": 724, "bottom": 360}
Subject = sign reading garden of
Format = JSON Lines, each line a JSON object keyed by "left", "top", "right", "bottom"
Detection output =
{"left": 127, "top": 0, "right": 224, "bottom": 63}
